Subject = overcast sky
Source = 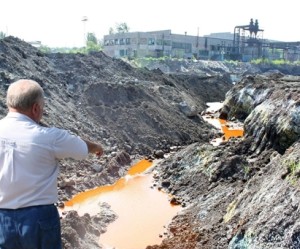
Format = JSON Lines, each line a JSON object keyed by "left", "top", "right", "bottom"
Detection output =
{"left": 0, "top": 0, "right": 298, "bottom": 47}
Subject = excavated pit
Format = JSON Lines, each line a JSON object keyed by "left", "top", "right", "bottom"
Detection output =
{"left": 60, "top": 103, "right": 243, "bottom": 249}
{"left": 1, "top": 36, "right": 300, "bottom": 249}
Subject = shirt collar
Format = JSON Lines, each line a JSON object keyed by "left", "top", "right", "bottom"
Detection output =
{"left": 6, "top": 112, "right": 36, "bottom": 123}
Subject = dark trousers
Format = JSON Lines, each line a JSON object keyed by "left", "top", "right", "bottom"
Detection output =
{"left": 0, "top": 204, "right": 62, "bottom": 249}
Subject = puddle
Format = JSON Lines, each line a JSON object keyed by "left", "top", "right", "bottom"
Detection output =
{"left": 63, "top": 159, "right": 181, "bottom": 249}
{"left": 202, "top": 102, "right": 244, "bottom": 145}
{"left": 219, "top": 118, "right": 244, "bottom": 140}
{"left": 64, "top": 159, "right": 153, "bottom": 209}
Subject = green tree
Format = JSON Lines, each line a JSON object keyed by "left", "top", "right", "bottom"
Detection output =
{"left": 0, "top": 31, "right": 6, "bottom": 39}
{"left": 39, "top": 45, "right": 51, "bottom": 53}
{"left": 109, "top": 27, "right": 114, "bottom": 35}
{"left": 85, "top": 32, "right": 102, "bottom": 52}
{"left": 116, "top": 22, "right": 130, "bottom": 33}
{"left": 86, "top": 32, "right": 98, "bottom": 44}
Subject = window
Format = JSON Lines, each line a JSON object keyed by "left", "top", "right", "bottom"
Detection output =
{"left": 155, "top": 39, "right": 171, "bottom": 46}
{"left": 199, "top": 50, "right": 209, "bottom": 56}
{"left": 185, "top": 43, "right": 192, "bottom": 53}
{"left": 172, "top": 42, "right": 192, "bottom": 52}
{"left": 172, "top": 42, "right": 181, "bottom": 49}
{"left": 164, "top": 40, "right": 171, "bottom": 46}
{"left": 119, "top": 49, "right": 127, "bottom": 56}
{"left": 126, "top": 38, "right": 130, "bottom": 44}
{"left": 148, "top": 38, "right": 155, "bottom": 45}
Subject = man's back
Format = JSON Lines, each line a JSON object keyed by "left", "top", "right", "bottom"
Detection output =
{"left": 0, "top": 112, "right": 87, "bottom": 209}
{"left": 0, "top": 79, "right": 103, "bottom": 249}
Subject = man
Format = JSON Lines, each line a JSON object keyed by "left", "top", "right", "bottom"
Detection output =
{"left": 0, "top": 79, "right": 103, "bottom": 249}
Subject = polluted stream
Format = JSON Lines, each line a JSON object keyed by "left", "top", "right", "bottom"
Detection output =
{"left": 203, "top": 102, "right": 244, "bottom": 145}
{"left": 63, "top": 159, "right": 181, "bottom": 249}
{"left": 62, "top": 102, "right": 244, "bottom": 249}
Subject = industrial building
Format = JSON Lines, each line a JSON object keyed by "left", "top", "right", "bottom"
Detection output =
{"left": 103, "top": 19, "right": 300, "bottom": 62}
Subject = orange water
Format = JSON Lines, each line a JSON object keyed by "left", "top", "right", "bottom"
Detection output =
{"left": 202, "top": 102, "right": 244, "bottom": 142}
{"left": 219, "top": 119, "right": 244, "bottom": 140}
{"left": 63, "top": 159, "right": 181, "bottom": 249}
{"left": 64, "top": 159, "right": 153, "bottom": 207}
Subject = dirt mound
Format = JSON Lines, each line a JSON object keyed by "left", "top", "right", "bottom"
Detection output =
{"left": 0, "top": 36, "right": 231, "bottom": 154}
{"left": 151, "top": 73, "right": 300, "bottom": 249}
{"left": 220, "top": 73, "right": 300, "bottom": 154}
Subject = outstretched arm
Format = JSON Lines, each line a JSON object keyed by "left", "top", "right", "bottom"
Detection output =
{"left": 83, "top": 139, "right": 104, "bottom": 156}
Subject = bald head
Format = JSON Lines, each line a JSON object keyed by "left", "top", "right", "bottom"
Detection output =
{"left": 7, "top": 79, "right": 44, "bottom": 112}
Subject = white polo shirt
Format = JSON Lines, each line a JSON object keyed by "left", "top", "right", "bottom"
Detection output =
{"left": 0, "top": 112, "right": 88, "bottom": 209}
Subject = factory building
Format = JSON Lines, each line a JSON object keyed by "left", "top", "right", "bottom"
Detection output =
{"left": 103, "top": 19, "right": 300, "bottom": 62}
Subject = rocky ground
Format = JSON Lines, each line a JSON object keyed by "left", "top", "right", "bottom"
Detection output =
{"left": 149, "top": 73, "right": 300, "bottom": 249}
{"left": 1, "top": 36, "right": 300, "bottom": 249}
